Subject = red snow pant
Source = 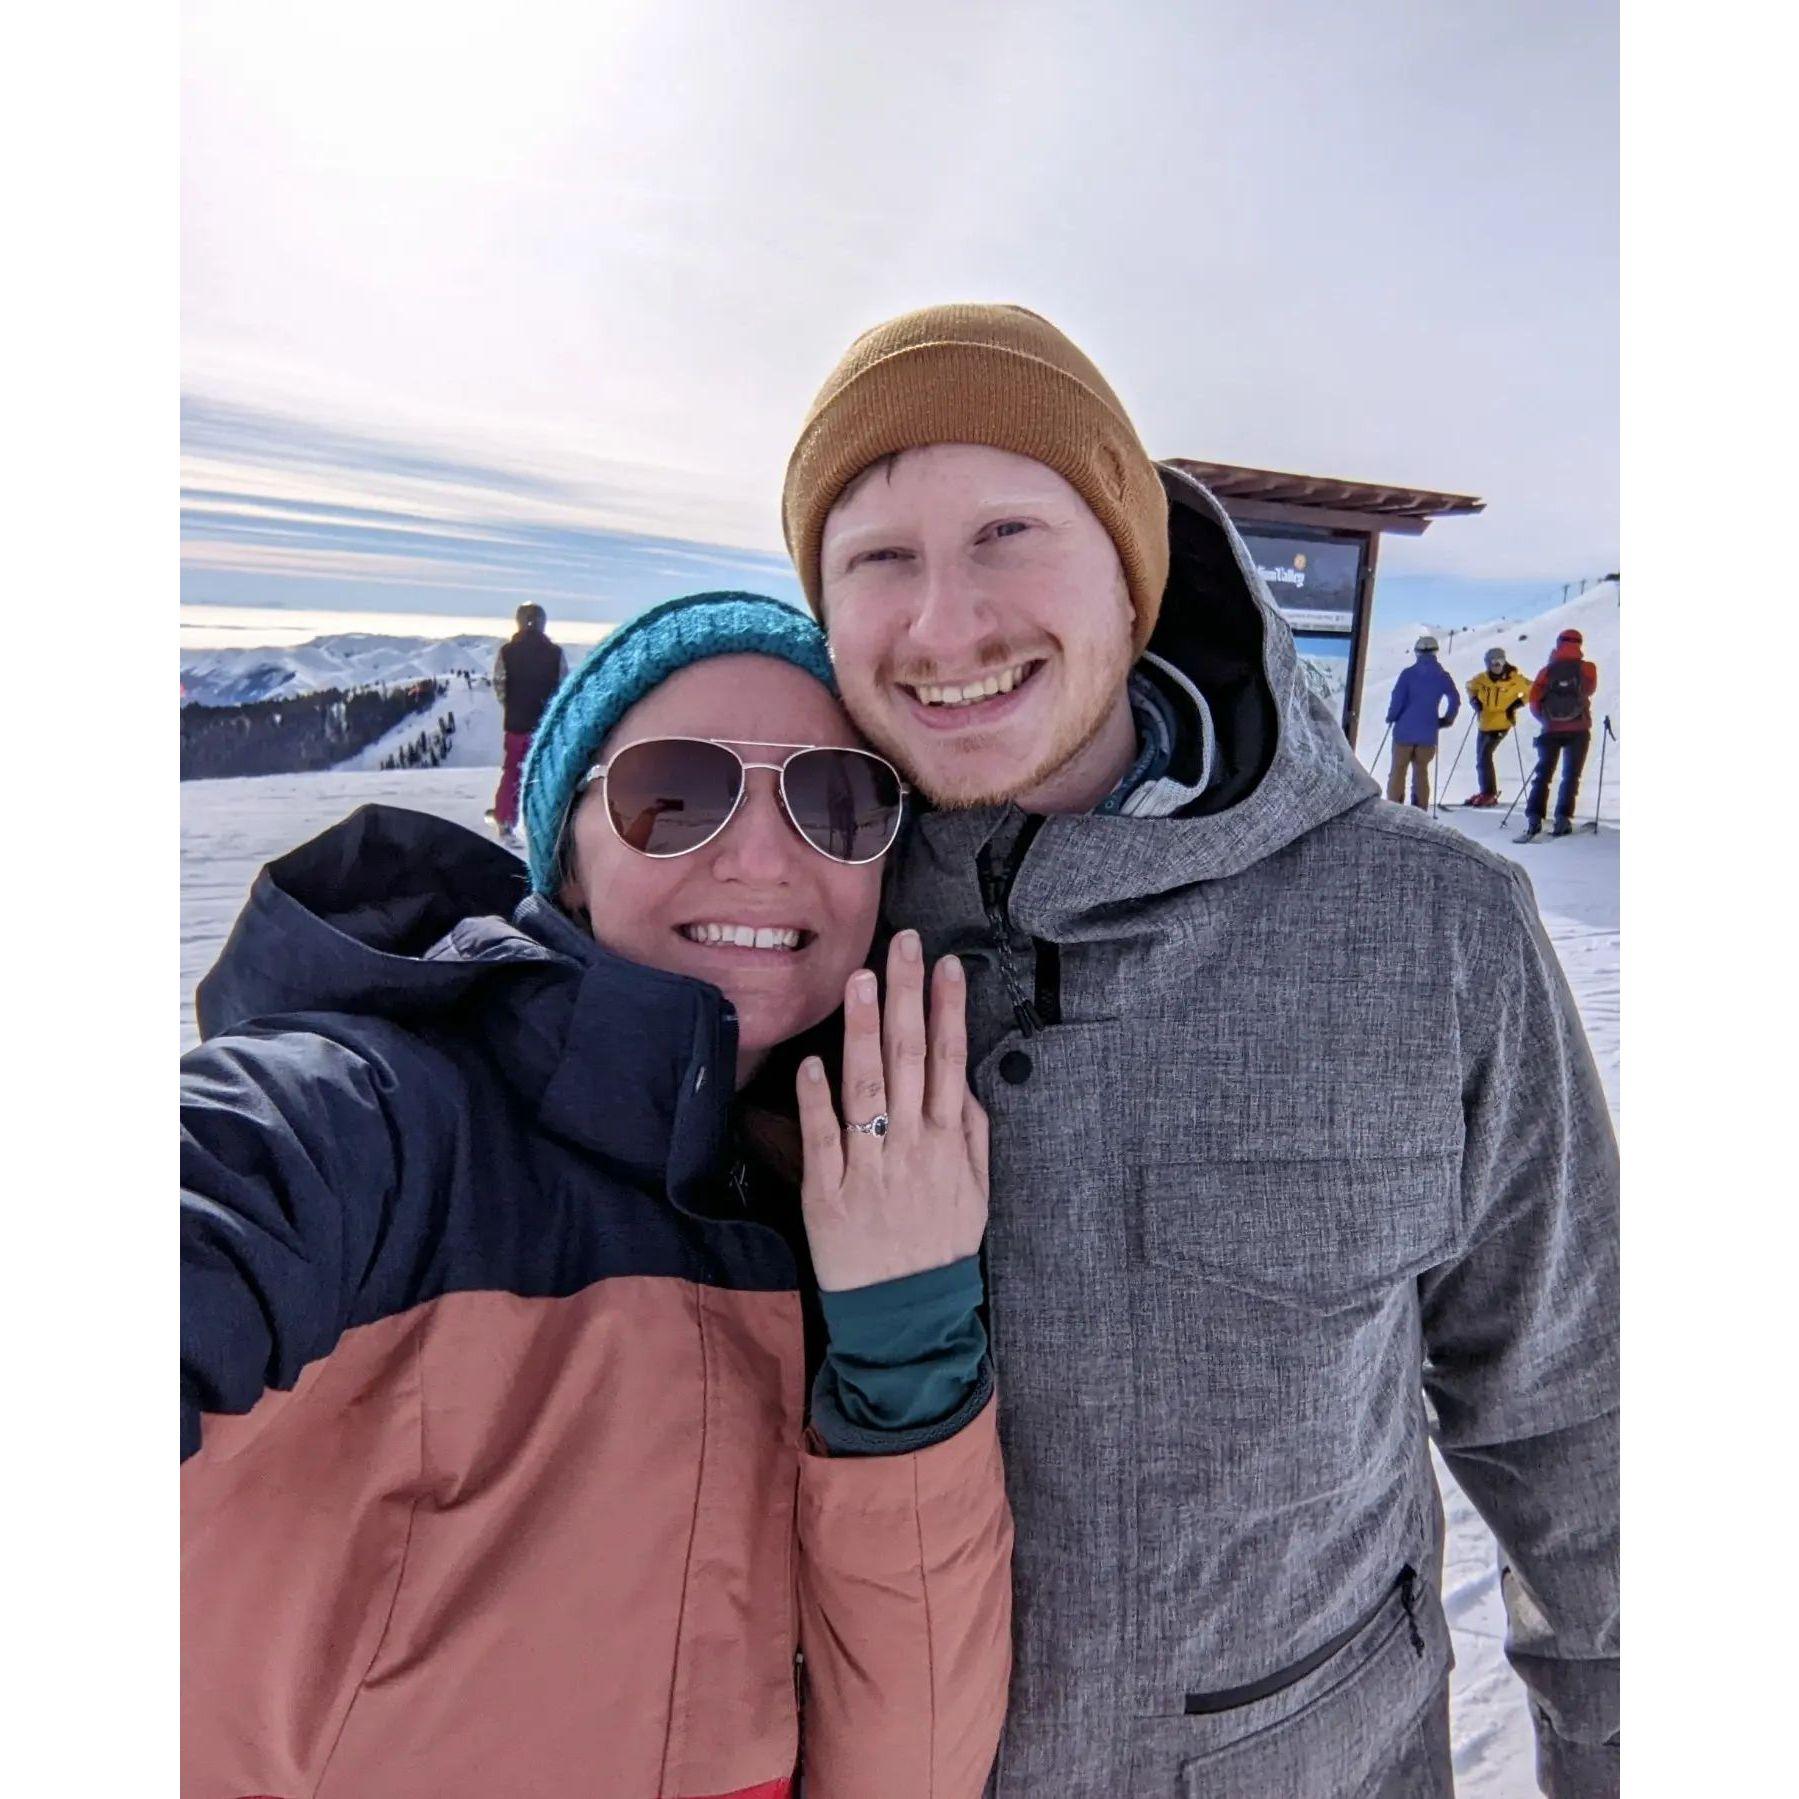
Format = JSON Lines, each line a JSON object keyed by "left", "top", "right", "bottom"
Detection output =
{"left": 493, "top": 730, "right": 534, "bottom": 831}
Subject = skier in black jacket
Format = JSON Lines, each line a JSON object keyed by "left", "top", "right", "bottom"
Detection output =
{"left": 487, "top": 603, "right": 567, "bottom": 842}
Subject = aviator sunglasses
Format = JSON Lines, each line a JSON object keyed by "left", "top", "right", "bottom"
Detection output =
{"left": 574, "top": 736, "right": 909, "bottom": 866}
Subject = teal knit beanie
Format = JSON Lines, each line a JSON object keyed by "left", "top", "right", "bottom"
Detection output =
{"left": 520, "top": 591, "right": 837, "bottom": 893}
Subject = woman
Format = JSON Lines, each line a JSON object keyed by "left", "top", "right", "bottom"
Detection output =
{"left": 181, "top": 592, "right": 1011, "bottom": 1799}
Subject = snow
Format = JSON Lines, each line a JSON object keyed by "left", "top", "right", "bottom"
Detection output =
{"left": 178, "top": 591, "right": 1620, "bottom": 1797}
{"left": 339, "top": 672, "right": 506, "bottom": 773}
{"left": 180, "top": 631, "right": 504, "bottom": 708}
{"left": 179, "top": 630, "right": 524, "bottom": 777}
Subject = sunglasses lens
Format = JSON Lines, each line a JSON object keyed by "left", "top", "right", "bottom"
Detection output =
{"left": 783, "top": 748, "right": 904, "bottom": 863}
{"left": 605, "top": 739, "right": 743, "bottom": 856}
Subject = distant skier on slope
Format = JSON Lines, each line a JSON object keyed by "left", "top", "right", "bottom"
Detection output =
{"left": 1462, "top": 646, "right": 1531, "bottom": 808}
{"left": 1384, "top": 634, "right": 1460, "bottom": 811}
{"left": 1517, "top": 627, "right": 1600, "bottom": 841}
{"left": 487, "top": 603, "right": 568, "bottom": 845}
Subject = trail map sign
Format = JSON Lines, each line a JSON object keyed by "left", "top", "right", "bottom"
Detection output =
{"left": 1238, "top": 529, "right": 1361, "bottom": 636}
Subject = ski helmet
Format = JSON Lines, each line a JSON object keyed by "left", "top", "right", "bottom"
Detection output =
{"left": 1414, "top": 634, "right": 1439, "bottom": 653}
{"left": 1485, "top": 646, "right": 1507, "bottom": 670}
{"left": 516, "top": 602, "right": 547, "bottom": 630}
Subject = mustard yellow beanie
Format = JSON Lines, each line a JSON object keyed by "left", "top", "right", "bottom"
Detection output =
{"left": 782, "top": 303, "right": 1170, "bottom": 654}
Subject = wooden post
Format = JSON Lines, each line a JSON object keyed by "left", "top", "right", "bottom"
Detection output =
{"left": 1344, "top": 529, "right": 1380, "bottom": 749}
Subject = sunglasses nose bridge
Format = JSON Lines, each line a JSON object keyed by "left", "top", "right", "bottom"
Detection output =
{"left": 709, "top": 764, "right": 803, "bottom": 867}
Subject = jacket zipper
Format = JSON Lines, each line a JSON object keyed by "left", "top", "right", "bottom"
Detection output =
{"left": 1182, "top": 1566, "right": 1425, "bottom": 1715}
{"left": 972, "top": 817, "right": 1044, "bottom": 1799}
{"left": 1397, "top": 1563, "right": 1426, "bottom": 1657}
{"left": 793, "top": 1646, "right": 806, "bottom": 1779}
{"left": 975, "top": 818, "right": 1050, "bottom": 1038}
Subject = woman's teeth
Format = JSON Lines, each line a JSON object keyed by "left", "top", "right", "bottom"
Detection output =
{"left": 910, "top": 660, "right": 1036, "bottom": 708}
{"left": 679, "top": 922, "right": 803, "bottom": 951}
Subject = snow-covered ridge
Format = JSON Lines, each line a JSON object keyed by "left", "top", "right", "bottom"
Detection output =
{"left": 180, "top": 632, "right": 504, "bottom": 709}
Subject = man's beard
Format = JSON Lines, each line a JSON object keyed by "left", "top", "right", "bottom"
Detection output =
{"left": 857, "top": 652, "right": 1129, "bottom": 811}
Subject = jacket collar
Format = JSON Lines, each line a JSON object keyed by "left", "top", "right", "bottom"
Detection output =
{"left": 501, "top": 895, "right": 735, "bottom": 1198}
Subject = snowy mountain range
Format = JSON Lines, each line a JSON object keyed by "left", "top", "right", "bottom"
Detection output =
{"left": 178, "top": 579, "right": 1622, "bottom": 817}
{"left": 180, "top": 633, "right": 504, "bottom": 709}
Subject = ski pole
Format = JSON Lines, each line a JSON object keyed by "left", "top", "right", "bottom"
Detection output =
{"left": 1369, "top": 724, "right": 1391, "bottom": 780}
{"left": 1436, "top": 714, "right": 1474, "bottom": 817}
{"left": 1588, "top": 715, "right": 1613, "bottom": 831}
{"left": 1502, "top": 741, "right": 1534, "bottom": 827}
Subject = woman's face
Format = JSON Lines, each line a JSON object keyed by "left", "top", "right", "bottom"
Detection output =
{"left": 559, "top": 654, "right": 885, "bottom": 1085}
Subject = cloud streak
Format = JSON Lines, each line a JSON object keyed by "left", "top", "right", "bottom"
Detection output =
{"left": 180, "top": 390, "right": 803, "bottom": 622}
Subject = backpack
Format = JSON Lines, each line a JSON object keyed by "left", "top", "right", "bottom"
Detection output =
{"left": 1541, "top": 659, "right": 1587, "bottom": 725}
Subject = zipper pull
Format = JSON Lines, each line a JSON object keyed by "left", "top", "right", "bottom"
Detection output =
{"left": 1397, "top": 1565, "right": 1425, "bottom": 1658}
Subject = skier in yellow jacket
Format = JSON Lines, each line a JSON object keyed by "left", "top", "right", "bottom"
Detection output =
{"left": 1461, "top": 646, "right": 1532, "bottom": 807}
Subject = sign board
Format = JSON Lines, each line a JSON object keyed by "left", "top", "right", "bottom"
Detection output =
{"left": 1238, "top": 528, "right": 1362, "bottom": 635}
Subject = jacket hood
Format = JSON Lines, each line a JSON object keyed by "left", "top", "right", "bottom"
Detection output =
{"left": 195, "top": 804, "right": 538, "bottom": 1039}
{"left": 193, "top": 805, "right": 739, "bottom": 1195}
{"left": 900, "top": 465, "right": 1377, "bottom": 931}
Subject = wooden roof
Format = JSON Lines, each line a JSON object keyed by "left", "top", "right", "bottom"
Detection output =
{"left": 1165, "top": 458, "right": 1485, "bottom": 526}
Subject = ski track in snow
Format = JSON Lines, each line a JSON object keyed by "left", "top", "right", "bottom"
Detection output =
{"left": 179, "top": 646, "right": 1619, "bottom": 1798}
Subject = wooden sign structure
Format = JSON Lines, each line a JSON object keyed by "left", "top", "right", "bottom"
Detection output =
{"left": 1165, "top": 459, "right": 1485, "bottom": 747}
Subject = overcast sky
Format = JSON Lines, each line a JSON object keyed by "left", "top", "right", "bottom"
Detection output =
{"left": 182, "top": 0, "right": 1617, "bottom": 619}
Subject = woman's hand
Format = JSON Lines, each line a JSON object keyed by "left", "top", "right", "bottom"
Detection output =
{"left": 796, "top": 929, "right": 989, "bottom": 1292}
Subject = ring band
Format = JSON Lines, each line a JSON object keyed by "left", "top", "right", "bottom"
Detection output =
{"left": 845, "top": 1114, "right": 889, "bottom": 1139}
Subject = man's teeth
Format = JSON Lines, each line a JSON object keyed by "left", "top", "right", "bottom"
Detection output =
{"left": 911, "top": 661, "right": 1035, "bottom": 708}
{"left": 679, "top": 923, "right": 803, "bottom": 951}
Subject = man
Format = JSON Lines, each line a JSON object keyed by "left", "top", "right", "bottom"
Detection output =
{"left": 783, "top": 304, "right": 1618, "bottom": 1796}
{"left": 487, "top": 602, "right": 567, "bottom": 843}
{"left": 1463, "top": 645, "right": 1532, "bottom": 807}
{"left": 1519, "top": 628, "right": 1601, "bottom": 841}
{"left": 1385, "top": 635, "right": 1460, "bottom": 810}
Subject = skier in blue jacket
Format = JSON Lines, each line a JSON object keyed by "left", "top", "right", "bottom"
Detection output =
{"left": 1384, "top": 635, "right": 1461, "bottom": 810}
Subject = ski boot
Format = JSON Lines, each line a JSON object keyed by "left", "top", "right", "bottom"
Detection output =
{"left": 1514, "top": 819, "right": 1542, "bottom": 844}
{"left": 1550, "top": 817, "right": 1574, "bottom": 838}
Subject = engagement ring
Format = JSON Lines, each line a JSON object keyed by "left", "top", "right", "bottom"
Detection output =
{"left": 845, "top": 1114, "right": 889, "bottom": 1139}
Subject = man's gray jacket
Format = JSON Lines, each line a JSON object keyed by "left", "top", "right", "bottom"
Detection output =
{"left": 885, "top": 467, "right": 1619, "bottom": 1796}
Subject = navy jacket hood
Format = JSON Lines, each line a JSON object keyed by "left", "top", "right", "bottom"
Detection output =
{"left": 192, "top": 804, "right": 740, "bottom": 1199}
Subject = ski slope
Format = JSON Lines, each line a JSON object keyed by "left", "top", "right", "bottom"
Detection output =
{"left": 1357, "top": 581, "right": 1621, "bottom": 823}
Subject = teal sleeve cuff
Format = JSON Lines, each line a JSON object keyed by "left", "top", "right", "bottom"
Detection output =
{"left": 814, "top": 1254, "right": 988, "bottom": 1451}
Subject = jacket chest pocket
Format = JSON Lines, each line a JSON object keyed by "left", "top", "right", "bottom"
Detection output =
{"left": 1136, "top": 1150, "right": 1460, "bottom": 1312}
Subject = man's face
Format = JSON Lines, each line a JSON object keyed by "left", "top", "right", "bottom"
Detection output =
{"left": 819, "top": 444, "right": 1136, "bottom": 809}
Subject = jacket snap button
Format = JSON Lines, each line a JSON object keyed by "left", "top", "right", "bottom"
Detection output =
{"left": 999, "top": 1050, "right": 1033, "bottom": 1086}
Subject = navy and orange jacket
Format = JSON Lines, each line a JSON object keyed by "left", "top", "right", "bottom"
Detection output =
{"left": 181, "top": 804, "right": 1012, "bottom": 1799}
